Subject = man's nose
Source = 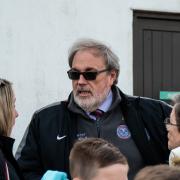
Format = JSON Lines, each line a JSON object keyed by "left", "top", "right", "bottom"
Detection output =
{"left": 77, "top": 74, "right": 87, "bottom": 84}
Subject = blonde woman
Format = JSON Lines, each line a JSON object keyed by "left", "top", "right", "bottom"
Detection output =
{"left": 0, "top": 79, "right": 24, "bottom": 180}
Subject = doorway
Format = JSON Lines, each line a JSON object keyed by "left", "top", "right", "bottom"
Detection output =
{"left": 133, "top": 10, "right": 180, "bottom": 100}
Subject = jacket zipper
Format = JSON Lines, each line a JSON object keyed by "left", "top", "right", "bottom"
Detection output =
{"left": 96, "top": 118, "right": 100, "bottom": 138}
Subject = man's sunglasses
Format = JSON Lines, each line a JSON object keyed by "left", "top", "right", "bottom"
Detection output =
{"left": 67, "top": 68, "right": 110, "bottom": 80}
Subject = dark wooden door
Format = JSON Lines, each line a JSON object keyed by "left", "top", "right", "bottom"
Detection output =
{"left": 133, "top": 10, "right": 180, "bottom": 99}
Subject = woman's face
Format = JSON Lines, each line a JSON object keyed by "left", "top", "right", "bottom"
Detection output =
{"left": 166, "top": 108, "right": 180, "bottom": 150}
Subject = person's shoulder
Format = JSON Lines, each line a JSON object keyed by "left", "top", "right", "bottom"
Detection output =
{"left": 139, "top": 96, "right": 171, "bottom": 107}
{"left": 34, "top": 100, "right": 68, "bottom": 115}
{"left": 117, "top": 87, "right": 171, "bottom": 109}
{"left": 29, "top": 101, "right": 69, "bottom": 123}
{"left": 126, "top": 94, "right": 171, "bottom": 108}
{"left": 36, "top": 101, "right": 61, "bottom": 112}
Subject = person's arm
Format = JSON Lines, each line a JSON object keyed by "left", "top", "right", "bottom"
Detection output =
{"left": 138, "top": 98, "right": 171, "bottom": 163}
{"left": 15, "top": 112, "right": 43, "bottom": 180}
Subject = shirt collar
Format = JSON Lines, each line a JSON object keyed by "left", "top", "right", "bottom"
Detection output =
{"left": 98, "top": 90, "right": 113, "bottom": 112}
{"left": 87, "top": 90, "right": 113, "bottom": 115}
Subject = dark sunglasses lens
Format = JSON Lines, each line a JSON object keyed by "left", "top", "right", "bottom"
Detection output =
{"left": 83, "top": 72, "right": 97, "bottom": 80}
{"left": 68, "top": 71, "right": 80, "bottom": 80}
{"left": 67, "top": 71, "right": 98, "bottom": 80}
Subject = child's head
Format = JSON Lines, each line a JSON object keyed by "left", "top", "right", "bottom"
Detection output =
{"left": 134, "top": 164, "right": 180, "bottom": 180}
{"left": 69, "top": 138, "right": 128, "bottom": 180}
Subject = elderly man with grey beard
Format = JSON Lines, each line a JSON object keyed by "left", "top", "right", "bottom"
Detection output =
{"left": 16, "top": 38, "right": 171, "bottom": 180}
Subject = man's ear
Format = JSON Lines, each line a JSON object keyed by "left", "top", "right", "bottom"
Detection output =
{"left": 109, "top": 69, "right": 117, "bottom": 85}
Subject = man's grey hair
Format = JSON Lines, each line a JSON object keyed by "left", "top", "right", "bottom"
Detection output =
{"left": 68, "top": 39, "right": 120, "bottom": 85}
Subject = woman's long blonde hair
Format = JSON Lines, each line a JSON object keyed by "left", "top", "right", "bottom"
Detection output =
{"left": 0, "top": 79, "right": 14, "bottom": 136}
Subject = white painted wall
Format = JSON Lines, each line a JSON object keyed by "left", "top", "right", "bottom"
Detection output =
{"left": 0, "top": 0, "right": 180, "bottom": 152}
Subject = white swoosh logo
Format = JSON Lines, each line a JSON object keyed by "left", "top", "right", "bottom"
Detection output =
{"left": 57, "top": 135, "right": 67, "bottom": 141}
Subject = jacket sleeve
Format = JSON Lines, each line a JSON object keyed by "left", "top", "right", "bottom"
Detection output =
{"left": 139, "top": 98, "right": 172, "bottom": 163}
{"left": 15, "top": 112, "right": 43, "bottom": 180}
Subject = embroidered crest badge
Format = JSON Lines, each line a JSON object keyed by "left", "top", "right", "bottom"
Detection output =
{"left": 117, "top": 125, "right": 131, "bottom": 139}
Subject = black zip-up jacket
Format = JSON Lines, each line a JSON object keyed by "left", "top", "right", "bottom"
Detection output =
{"left": 0, "top": 136, "right": 24, "bottom": 180}
{"left": 16, "top": 87, "right": 171, "bottom": 180}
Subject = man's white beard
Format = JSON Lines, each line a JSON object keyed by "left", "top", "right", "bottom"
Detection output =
{"left": 74, "top": 87, "right": 110, "bottom": 112}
